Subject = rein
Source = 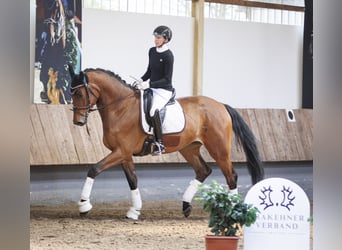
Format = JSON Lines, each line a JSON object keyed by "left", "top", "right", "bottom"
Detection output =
{"left": 70, "top": 70, "right": 137, "bottom": 135}
{"left": 90, "top": 92, "right": 135, "bottom": 112}
{"left": 70, "top": 74, "right": 135, "bottom": 115}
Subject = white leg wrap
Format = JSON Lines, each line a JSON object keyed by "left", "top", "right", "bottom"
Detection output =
{"left": 126, "top": 189, "right": 142, "bottom": 220}
{"left": 78, "top": 177, "right": 94, "bottom": 213}
{"left": 126, "top": 207, "right": 141, "bottom": 220}
{"left": 78, "top": 199, "right": 93, "bottom": 213}
{"left": 131, "top": 188, "right": 142, "bottom": 211}
{"left": 229, "top": 188, "right": 238, "bottom": 195}
{"left": 80, "top": 177, "right": 94, "bottom": 201}
{"left": 182, "top": 179, "right": 202, "bottom": 203}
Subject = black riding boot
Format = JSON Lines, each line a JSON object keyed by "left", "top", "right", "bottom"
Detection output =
{"left": 151, "top": 110, "right": 165, "bottom": 155}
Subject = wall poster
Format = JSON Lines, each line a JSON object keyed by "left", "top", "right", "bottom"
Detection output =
{"left": 34, "top": 0, "right": 82, "bottom": 104}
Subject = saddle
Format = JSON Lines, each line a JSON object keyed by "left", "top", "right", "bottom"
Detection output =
{"left": 134, "top": 89, "right": 185, "bottom": 156}
{"left": 143, "top": 88, "right": 176, "bottom": 128}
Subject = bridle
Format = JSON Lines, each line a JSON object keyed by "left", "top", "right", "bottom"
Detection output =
{"left": 70, "top": 73, "right": 136, "bottom": 120}
{"left": 70, "top": 74, "right": 97, "bottom": 119}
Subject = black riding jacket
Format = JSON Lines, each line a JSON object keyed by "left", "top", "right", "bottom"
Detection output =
{"left": 141, "top": 47, "right": 174, "bottom": 91}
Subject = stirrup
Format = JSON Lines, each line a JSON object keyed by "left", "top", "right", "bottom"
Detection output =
{"left": 152, "top": 142, "right": 165, "bottom": 156}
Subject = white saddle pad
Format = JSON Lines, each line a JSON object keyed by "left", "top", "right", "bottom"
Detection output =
{"left": 140, "top": 90, "right": 185, "bottom": 135}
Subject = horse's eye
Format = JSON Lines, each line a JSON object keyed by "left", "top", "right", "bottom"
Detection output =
{"left": 75, "top": 90, "right": 83, "bottom": 98}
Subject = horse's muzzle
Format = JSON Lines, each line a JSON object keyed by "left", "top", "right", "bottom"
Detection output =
{"left": 73, "top": 120, "right": 87, "bottom": 126}
{"left": 73, "top": 117, "right": 88, "bottom": 126}
{"left": 73, "top": 111, "right": 88, "bottom": 126}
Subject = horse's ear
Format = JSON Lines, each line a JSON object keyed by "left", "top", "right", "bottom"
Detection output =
{"left": 68, "top": 64, "right": 75, "bottom": 78}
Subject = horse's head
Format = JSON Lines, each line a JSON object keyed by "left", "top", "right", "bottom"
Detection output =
{"left": 68, "top": 64, "right": 96, "bottom": 126}
{"left": 68, "top": 65, "right": 137, "bottom": 126}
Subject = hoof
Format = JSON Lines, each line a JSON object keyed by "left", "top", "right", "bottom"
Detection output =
{"left": 80, "top": 211, "right": 89, "bottom": 217}
{"left": 182, "top": 201, "right": 192, "bottom": 218}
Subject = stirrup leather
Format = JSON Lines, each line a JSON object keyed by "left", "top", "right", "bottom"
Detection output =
{"left": 151, "top": 110, "right": 165, "bottom": 155}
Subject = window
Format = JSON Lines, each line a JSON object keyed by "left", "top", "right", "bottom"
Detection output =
{"left": 83, "top": 0, "right": 304, "bottom": 25}
{"left": 204, "top": 2, "right": 303, "bottom": 25}
{"left": 83, "top": 0, "right": 192, "bottom": 17}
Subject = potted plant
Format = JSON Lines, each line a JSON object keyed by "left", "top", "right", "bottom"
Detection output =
{"left": 195, "top": 180, "right": 259, "bottom": 250}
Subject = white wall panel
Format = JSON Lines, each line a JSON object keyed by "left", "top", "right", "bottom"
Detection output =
{"left": 82, "top": 9, "right": 303, "bottom": 108}
{"left": 203, "top": 19, "right": 303, "bottom": 108}
{"left": 82, "top": 9, "right": 194, "bottom": 98}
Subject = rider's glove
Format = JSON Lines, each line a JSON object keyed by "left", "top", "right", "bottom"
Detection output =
{"left": 132, "top": 79, "right": 149, "bottom": 90}
{"left": 132, "top": 79, "right": 142, "bottom": 89}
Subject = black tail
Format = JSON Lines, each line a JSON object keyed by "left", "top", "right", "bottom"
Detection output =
{"left": 225, "top": 104, "right": 264, "bottom": 184}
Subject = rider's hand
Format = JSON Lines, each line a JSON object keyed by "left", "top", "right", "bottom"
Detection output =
{"left": 132, "top": 79, "right": 142, "bottom": 89}
{"left": 132, "top": 79, "right": 149, "bottom": 90}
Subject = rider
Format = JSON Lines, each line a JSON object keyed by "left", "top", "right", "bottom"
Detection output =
{"left": 133, "top": 25, "right": 174, "bottom": 156}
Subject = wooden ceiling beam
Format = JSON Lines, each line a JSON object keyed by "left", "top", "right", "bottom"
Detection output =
{"left": 205, "top": 0, "right": 305, "bottom": 12}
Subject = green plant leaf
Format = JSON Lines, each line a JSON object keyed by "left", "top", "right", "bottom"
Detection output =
{"left": 197, "top": 180, "right": 259, "bottom": 236}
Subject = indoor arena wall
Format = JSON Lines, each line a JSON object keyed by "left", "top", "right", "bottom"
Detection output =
{"left": 30, "top": 105, "right": 312, "bottom": 165}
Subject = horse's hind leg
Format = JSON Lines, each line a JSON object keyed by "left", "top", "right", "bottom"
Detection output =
{"left": 217, "top": 157, "right": 238, "bottom": 194}
{"left": 179, "top": 142, "right": 212, "bottom": 217}
{"left": 204, "top": 138, "right": 238, "bottom": 194}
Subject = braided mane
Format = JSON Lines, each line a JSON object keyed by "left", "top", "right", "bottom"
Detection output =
{"left": 84, "top": 68, "right": 134, "bottom": 90}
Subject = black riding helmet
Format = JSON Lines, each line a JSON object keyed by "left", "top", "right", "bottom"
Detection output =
{"left": 153, "top": 25, "right": 172, "bottom": 43}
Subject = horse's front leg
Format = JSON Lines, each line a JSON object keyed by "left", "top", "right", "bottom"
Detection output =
{"left": 78, "top": 152, "right": 124, "bottom": 216}
{"left": 121, "top": 160, "right": 142, "bottom": 220}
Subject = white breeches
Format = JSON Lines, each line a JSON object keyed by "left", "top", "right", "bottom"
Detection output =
{"left": 150, "top": 88, "right": 173, "bottom": 116}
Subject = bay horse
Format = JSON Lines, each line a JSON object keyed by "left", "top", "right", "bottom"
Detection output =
{"left": 68, "top": 65, "right": 264, "bottom": 220}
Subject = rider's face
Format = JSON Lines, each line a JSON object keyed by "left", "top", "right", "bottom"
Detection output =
{"left": 154, "top": 35, "right": 166, "bottom": 48}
